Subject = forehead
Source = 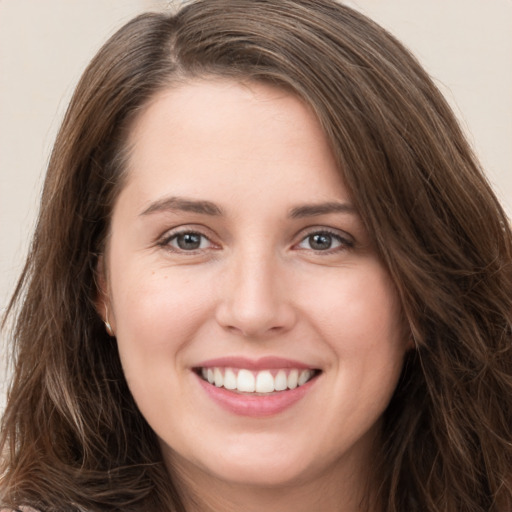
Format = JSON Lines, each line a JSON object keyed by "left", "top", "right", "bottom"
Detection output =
{"left": 127, "top": 78, "right": 331, "bottom": 159}
{"left": 119, "top": 78, "right": 350, "bottom": 213}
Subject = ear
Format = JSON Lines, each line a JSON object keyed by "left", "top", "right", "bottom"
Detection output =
{"left": 405, "top": 325, "right": 418, "bottom": 351}
{"left": 402, "top": 317, "right": 416, "bottom": 351}
{"left": 95, "top": 254, "right": 116, "bottom": 336}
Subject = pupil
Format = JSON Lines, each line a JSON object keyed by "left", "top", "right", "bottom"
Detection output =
{"left": 310, "top": 233, "right": 332, "bottom": 250}
{"left": 177, "top": 233, "right": 201, "bottom": 250}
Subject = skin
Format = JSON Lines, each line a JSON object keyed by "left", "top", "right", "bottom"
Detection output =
{"left": 99, "top": 79, "right": 409, "bottom": 512}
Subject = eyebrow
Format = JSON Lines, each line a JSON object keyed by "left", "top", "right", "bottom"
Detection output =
{"left": 139, "top": 196, "right": 355, "bottom": 219}
{"left": 140, "top": 196, "right": 224, "bottom": 216}
{"left": 288, "top": 201, "right": 357, "bottom": 218}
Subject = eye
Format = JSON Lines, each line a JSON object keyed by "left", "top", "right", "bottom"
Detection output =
{"left": 164, "top": 231, "right": 213, "bottom": 252}
{"left": 297, "top": 230, "right": 352, "bottom": 252}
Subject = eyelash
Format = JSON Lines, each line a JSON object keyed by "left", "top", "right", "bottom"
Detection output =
{"left": 296, "top": 229, "right": 354, "bottom": 253}
{"left": 159, "top": 229, "right": 216, "bottom": 253}
{"left": 158, "top": 227, "right": 354, "bottom": 254}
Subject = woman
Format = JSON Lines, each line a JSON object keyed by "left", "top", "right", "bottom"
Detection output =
{"left": 1, "top": 0, "right": 511, "bottom": 510}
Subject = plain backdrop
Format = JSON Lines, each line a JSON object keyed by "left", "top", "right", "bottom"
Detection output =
{"left": 1, "top": 0, "right": 511, "bottom": 409}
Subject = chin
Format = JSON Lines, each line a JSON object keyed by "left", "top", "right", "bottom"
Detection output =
{"left": 164, "top": 435, "right": 317, "bottom": 490}
{"left": 205, "top": 457, "right": 313, "bottom": 489}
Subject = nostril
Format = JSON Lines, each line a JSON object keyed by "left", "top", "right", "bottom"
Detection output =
{"left": 216, "top": 300, "right": 297, "bottom": 339}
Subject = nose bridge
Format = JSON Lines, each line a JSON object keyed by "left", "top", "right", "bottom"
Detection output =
{"left": 216, "top": 244, "right": 295, "bottom": 337}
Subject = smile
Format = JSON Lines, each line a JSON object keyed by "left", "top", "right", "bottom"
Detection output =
{"left": 198, "top": 367, "right": 318, "bottom": 394}
{"left": 193, "top": 357, "right": 322, "bottom": 417}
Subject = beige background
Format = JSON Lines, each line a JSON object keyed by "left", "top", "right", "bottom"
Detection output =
{"left": 1, "top": 0, "right": 511, "bottom": 409}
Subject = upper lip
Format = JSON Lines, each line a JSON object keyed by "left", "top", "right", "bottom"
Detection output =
{"left": 194, "top": 356, "right": 317, "bottom": 371}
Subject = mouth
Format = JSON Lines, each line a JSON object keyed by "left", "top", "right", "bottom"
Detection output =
{"left": 194, "top": 366, "right": 321, "bottom": 395}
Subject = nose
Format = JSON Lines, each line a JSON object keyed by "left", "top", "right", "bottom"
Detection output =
{"left": 215, "top": 249, "right": 297, "bottom": 339}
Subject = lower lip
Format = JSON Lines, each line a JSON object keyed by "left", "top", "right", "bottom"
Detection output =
{"left": 195, "top": 372, "right": 319, "bottom": 417}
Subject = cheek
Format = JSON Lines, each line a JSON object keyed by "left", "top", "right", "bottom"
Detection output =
{"left": 303, "top": 261, "right": 407, "bottom": 417}
{"left": 304, "top": 262, "right": 404, "bottom": 357}
{"left": 341, "top": 271, "right": 406, "bottom": 404}
{"left": 109, "top": 266, "right": 220, "bottom": 425}
{"left": 109, "top": 261, "right": 216, "bottom": 374}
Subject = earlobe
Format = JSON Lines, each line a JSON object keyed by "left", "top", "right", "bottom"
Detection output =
{"left": 405, "top": 330, "right": 417, "bottom": 351}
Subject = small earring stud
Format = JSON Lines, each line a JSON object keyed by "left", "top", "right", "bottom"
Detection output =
{"left": 104, "top": 306, "right": 115, "bottom": 336}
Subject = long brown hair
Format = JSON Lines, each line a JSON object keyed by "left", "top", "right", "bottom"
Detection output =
{"left": 2, "top": 1, "right": 511, "bottom": 510}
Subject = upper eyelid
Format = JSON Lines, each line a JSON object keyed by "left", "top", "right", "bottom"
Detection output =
{"left": 297, "top": 226, "right": 354, "bottom": 242}
{"left": 159, "top": 224, "right": 214, "bottom": 240}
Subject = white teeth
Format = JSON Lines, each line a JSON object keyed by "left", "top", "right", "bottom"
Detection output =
{"left": 223, "top": 368, "right": 237, "bottom": 390}
{"left": 237, "top": 369, "right": 255, "bottom": 392}
{"left": 287, "top": 369, "right": 298, "bottom": 389}
{"left": 255, "top": 370, "right": 274, "bottom": 393}
{"left": 200, "top": 367, "right": 316, "bottom": 393}
{"left": 214, "top": 367, "right": 223, "bottom": 387}
{"left": 275, "top": 370, "right": 288, "bottom": 391}
{"left": 298, "top": 369, "right": 312, "bottom": 386}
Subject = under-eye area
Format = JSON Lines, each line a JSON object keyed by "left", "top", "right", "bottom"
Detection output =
{"left": 194, "top": 367, "right": 322, "bottom": 394}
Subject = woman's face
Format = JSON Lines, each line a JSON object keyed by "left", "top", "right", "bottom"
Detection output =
{"left": 102, "top": 79, "right": 408, "bottom": 493}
